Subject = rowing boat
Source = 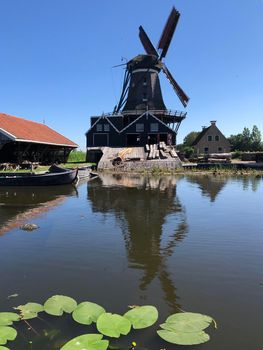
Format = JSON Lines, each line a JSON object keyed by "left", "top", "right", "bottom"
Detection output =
{"left": 0, "top": 165, "right": 78, "bottom": 186}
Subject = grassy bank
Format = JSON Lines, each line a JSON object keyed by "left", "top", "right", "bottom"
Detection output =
{"left": 0, "top": 162, "right": 93, "bottom": 174}
{"left": 100, "top": 166, "right": 263, "bottom": 177}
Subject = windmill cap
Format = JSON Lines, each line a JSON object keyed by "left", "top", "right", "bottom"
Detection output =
{"left": 210, "top": 120, "right": 217, "bottom": 124}
{"left": 127, "top": 55, "right": 162, "bottom": 72}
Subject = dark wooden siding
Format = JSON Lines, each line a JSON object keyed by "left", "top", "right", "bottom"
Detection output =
{"left": 86, "top": 113, "right": 176, "bottom": 148}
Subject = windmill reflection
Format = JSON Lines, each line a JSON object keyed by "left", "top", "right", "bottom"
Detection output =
{"left": 88, "top": 174, "right": 188, "bottom": 311}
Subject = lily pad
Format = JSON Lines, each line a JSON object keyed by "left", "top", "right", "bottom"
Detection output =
{"left": 162, "top": 312, "right": 213, "bottom": 332}
{"left": 72, "top": 302, "right": 106, "bottom": 325}
{"left": 97, "top": 313, "right": 131, "bottom": 338}
{"left": 60, "top": 333, "right": 109, "bottom": 350}
{"left": 157, "top": 329, "right": 210, "bottom": 345}
{"left": 0, "top": 313, "right": 20, "bottom": 326}
{"left": 124, "top": 305, "right": 158, "bottom": 329}
{"left": 44, "top": 295, "right": 77, "bottom": 316}
{"left": 0, "top": 346, "right": 10, "bottom": 350}
{"left": 0, "top": 326, "right": 17, "bottom": 345}
{"left": 15, "top": 303, "right": 43, "bottom": 320}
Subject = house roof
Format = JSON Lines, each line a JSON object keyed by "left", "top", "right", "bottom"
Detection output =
{"left": 191, "top": 127, "right": 210, "bottom": 146}
{"left": 0, "top": 113, "right": 78, "bottom": 147}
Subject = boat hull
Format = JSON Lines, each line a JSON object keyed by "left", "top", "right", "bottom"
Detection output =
{"left": 0, "top": 167, "right": 78, "bottom": 186}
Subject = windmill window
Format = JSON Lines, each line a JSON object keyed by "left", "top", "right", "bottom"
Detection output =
{"left": 204, "top": 147, "right": 209, "bottom": 153}
{"left": 96, "top": 124, "right": 102, "bottom": 132}
{"left": 218, "top": 147, "right": 222, "bottom": 152}
{"left": 150, "top": 123, "right": 159, "bottom": 132}
{"left": 104, "top": 124, "right": 110, "bottom": 132}
{"left": 142, "top": 92, "right": 148, "bottom": 102}
{"left": 215, "top": 135, "right": 220, "bottom": 141}
{"left": 143, "top": 77, "right": 147, "bottom": 86}
{"left": 136, "top": 123, "right": 144, "bottom": 132}
{"left": 207, "top": 135, "right": 212, "bottom": 141}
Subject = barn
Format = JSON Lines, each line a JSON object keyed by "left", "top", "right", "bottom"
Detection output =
{"left": 0, "top": 113, "right": 78, "bottom": 164}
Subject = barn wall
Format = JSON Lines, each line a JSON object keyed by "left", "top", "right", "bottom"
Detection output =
{"left": 86, "top": 113, "right": 176, "bottom": 148}
{"left": 122, "top": 114, "right": 175, "bottom": 146}
{"left": 86, "top": 118, "right": 123, "bottom": 147}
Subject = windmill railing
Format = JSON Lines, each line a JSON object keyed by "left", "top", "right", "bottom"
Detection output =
{"left": 105, "top": 109, "right": 187, "bottom": 119}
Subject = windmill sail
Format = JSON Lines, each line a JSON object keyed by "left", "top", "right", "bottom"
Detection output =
{"left": 162, "top": 64, "right": 189, "bottom": 107}
{"left": 139, "top": 26, "right": 158, "bottom": 56}
{"left": 158, "top": 7, "right": 180, "bottom": 60}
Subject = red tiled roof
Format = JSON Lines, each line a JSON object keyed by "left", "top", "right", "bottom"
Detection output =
{"left": 0, "top": 113, "right": 78, "bottom": 147}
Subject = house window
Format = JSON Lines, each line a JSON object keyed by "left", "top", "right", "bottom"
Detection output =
{"left": 104, "top": 124, "right": 110, "bottom": 132}
{"left": 215, "top": 135, "right": 220, "bottom": 141}
{"left": 96, "top": 124, "right": 102, "bottom": 132}
{"left": 150, "top": 123, "right": 159, "bottom": 132}
{"left": 207, "top": 135, "right": 212, "bottom": 141}
{"left": 204, "top": 147, "right": 209, "bottom": 154}
{"left": 136, "top": 123, "right": 144, "bottom": 132}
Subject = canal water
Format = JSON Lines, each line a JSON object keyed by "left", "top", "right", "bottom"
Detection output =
{"left": 0, "top": 174, "right": 262, "bottom": 349}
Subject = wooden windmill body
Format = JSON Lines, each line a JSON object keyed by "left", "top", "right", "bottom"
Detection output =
{"left": 86, "top": 7, "right": 189, "bottom": 164}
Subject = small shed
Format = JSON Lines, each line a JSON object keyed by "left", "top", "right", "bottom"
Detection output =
{"left": 0, "top": 113, "right": 78, "bottom": 163}
{"left": 192, "top": 121, "right": 231, "bottom": 155}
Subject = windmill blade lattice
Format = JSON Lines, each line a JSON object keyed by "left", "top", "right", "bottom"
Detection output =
{"left": 139, "top": 26, "right": 158, "bottom": 57}
{"left": 158, "top": 7, "right": 180, "bottom": 60}
{"left": 162, "top": 64, "right": 189, "bottom": 107}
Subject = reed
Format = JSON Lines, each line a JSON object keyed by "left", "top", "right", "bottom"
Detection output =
{"left": 67, "top": 150, "right": 86, "bottom": 163}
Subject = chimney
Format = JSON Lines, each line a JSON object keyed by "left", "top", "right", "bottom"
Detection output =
{"left": 210, "top": 120, "right": 216, "bottom": 125}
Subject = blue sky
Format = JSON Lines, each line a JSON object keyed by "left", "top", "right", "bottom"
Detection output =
{"left": 1, "top": 0, "right": 262, "bottom": 149}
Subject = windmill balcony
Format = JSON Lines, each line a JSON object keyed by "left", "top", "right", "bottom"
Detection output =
{"left": 106, "top": 109, "right": 186, "bottom": 121}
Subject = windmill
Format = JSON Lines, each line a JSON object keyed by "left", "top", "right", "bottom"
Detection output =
{"left": 86, "top": 6, "right": 189, "bottom": 156}
{"left": 114, "top": 7, "right": 189, "bottom": 117}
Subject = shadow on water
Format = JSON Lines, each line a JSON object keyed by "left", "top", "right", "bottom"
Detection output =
{"left": 0, "top": 185, "right": 77, "bottom": 235}
{"left": 88, "top": 174, "right": 188, "bottom": 312}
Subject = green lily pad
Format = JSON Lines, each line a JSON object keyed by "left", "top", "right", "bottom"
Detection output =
{"left": 157, "top": 329, "right": 210, "bottom": 345}
{"left": 60, "top": 333, "right": 109, "bottom": 350}
{"left": 44, "top": 295, "right": 77, "bottom": 316}
{"left": 0, "top": 313, "right": 20, "bottom": 326}
{"left": 124, "top": 305, "right": 158, "bottom": 329}
{"left": 72, "top": 302, "right": 106, "bottom": 325}
{"left": 15, "top": 303, "right": 43, "bottom": 320}
{"left": 0, "top": 346, "right": 10, "bottom": 350}
{"left": 0, "top": 326, "right": 17, "bottom": 345}
{"left": 97, "top": 313, "right": 131, "bottom": 338}
{"left": 162, "top": 312, "right": 213, "bottom": 332}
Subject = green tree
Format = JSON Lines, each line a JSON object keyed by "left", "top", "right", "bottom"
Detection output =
{"left": 241, "top": 127, "right": 251, "bottom": 151}
{"left": 183, "top": 131, "right": 200, "bottom": 147}
{"left": 177, "top": 131, "right": 200, "bottom": 159}
{"left": 228, "top": 125, "right": 263, "bottom": 151}
{"left": 250, "top": 125, "right": 262, "bottom": 151}
{"left": 228, "top": 133, "right": 243, "bottom": 151}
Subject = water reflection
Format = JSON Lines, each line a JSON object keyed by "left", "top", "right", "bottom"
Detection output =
{"left": 186, "top": 175, "right": 228, "bottom": 202}
{"left": 0, "top": 186, "right": 77, "bottom": 235}
{"left": 88, "top": 174, "right": 188, "bottom": 311}
{"left": 186, "top": 175, "right": 262, "bottom": 201}
{"left": 240, "top": 175, "right": 262, "bottom": 192}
